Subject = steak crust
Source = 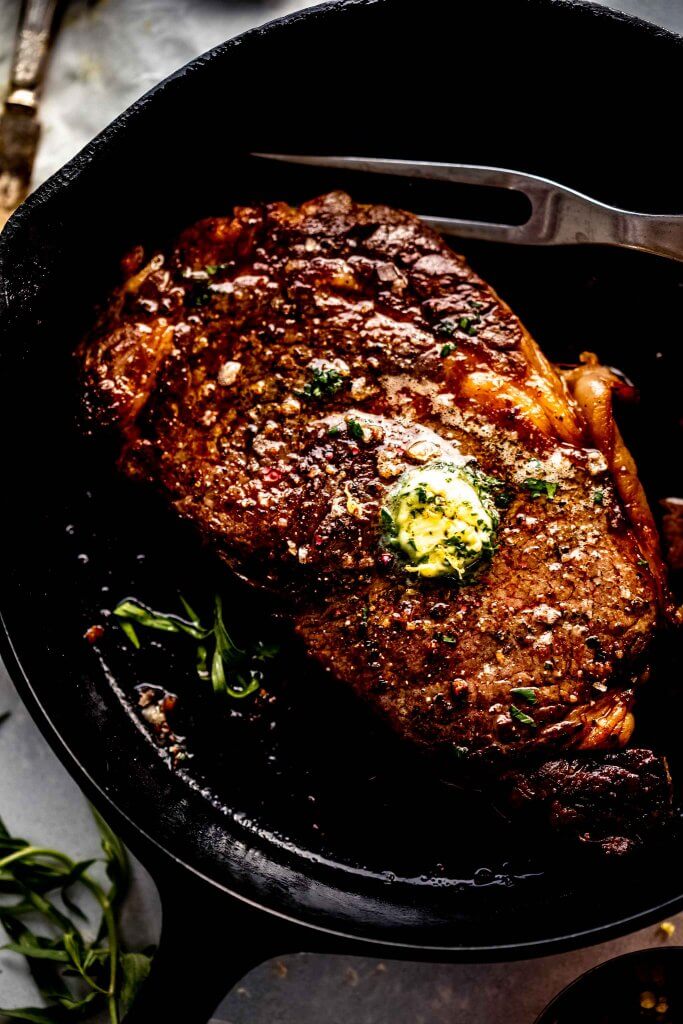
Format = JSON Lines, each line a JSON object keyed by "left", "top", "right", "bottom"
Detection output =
{"left": 501, "top": 748, "right": 672, "bottom": 855}
{"left": 80, "top": 192, "right": 672, "bottom": 847}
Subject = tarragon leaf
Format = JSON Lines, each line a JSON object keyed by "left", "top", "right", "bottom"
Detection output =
{"left": 113, "top": 599, "right": 208, "bottom": 642}
{"left": 510, "top": 704, "right": 536, "bottom": 727}
{"left": 118, "top": 952, "right": 153, "bottom": 1018}
{"left": 522, "top": 478, "right": 558, "bottom": 500}
{"left": 113, "top": 591, "right": 278, "bottom": 704}
{"left": 509, "top": 686, "right": 538, "bottom": 704}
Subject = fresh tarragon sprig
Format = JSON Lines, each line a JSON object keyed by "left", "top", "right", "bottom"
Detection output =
{"left": 0, "top": 808, "right": 151, "bottom": 1024}
{"left": 113, "top": 594, "right": 278, "bottom": 700}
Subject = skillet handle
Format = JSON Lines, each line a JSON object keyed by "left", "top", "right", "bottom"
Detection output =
{"left": 124, "top": 867, "right": 298, "bottom": 1024}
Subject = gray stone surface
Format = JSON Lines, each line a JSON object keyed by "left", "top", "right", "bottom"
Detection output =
{"left": 0, "top": 0, "right": 680, "bottom": 1020}
{"left": 596, "top": 0, "right": 682, "bottom": 33}
{"left": 0, "top": 669, "right": 161, "bottom": 1016}
{"left": 0, "top": 0, "right": 322, "bottom": 184}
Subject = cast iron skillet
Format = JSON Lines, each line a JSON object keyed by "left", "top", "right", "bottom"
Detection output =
{"left": 0, "top": 0, "right": 682, "bottom": 1020}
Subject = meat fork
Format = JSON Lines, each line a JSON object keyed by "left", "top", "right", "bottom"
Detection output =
{"left": 252, "top": 154, "right": 683, "bottom": 263}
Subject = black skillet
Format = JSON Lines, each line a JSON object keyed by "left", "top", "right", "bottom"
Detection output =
{"left": 0, "top": 1, "right": 682, "bottom": 1020}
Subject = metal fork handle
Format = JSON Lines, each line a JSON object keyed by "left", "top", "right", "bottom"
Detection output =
{"left": 6, "top": 0, "right": 59, "bottom": 111}
{"left": 589, "top": 210, "right": 683, "bottom": 263}
{"left": 514, "top": 185, "right": 683, "bottom": 262}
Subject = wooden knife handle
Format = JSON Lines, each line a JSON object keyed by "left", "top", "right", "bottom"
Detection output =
{"left": 6, "top": 0, "right": 60, "bottom": 110}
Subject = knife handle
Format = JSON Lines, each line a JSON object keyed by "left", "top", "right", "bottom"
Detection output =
{"left": 6, "top": 0, "right": 60, "bottom": 111}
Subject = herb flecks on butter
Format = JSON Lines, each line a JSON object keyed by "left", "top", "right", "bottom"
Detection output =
{"left": 380, "top": 460, "right": 499, "bottom": 580}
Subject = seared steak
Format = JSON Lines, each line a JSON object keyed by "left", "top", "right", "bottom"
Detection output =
{"left": 80, "top": 192, "right": 673, "bottom": 850}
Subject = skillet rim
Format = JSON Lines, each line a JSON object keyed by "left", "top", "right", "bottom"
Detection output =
{"left": 1, "top": 0, "right": 681, "bottom": 258}
{"left": 1, "top": 0, "right": 682, "bottom": 959}
{"left": 5, "top": 609, "right": 683, "bottom": 963}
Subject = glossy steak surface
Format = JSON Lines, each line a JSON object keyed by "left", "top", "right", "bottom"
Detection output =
{"left": 80, "top": 192, "right": 672, "bottom": 850}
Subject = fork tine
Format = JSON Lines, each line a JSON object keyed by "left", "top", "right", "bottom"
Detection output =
{"left": 420, "top": 216, "right": 528, "bottom": 244}
{"left": 250, "top": 153, "right": 555, "bottom": 197}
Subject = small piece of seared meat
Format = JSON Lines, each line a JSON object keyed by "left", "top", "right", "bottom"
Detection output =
{"left": 500, "top": 749, "right": 672, "bottom": 855}
{"left": 79, "top": 192, "right": 673, "bottom": 850}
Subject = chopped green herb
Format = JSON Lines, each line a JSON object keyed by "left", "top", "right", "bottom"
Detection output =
{"left": 439, "top": 634, "right": 458, "bottom": 645}
{"left": 114, "top": 594, "right": 278, "bottom": 701}
{"left": 510, "top": 686, "right": 538, "bottom": 704}
{"left": 510, "top": 704, "right": 536, "bottom": 727}
{"left": 347, "top": 418, "right": 365, "bottom": 441}
{"left": 328, "top": 423, "right": 343, "bottom": 437}
{"left": 204, "top": 262, "right": 229, "bottom": 276}
{"left": 637, "top": 557, "right": 648, "bottom": 568}
{"left": 436, "top": 315, "right": 479, "bottom": 337}
{"left": 187, "top": 286, "right": 212, "bottom": 308}
{"left": 458, "top": 316, "right": 479, "bottom": 336}
{"left": 435, "top": 319, "right": 457, "bottom": 339}
{"left": 298, "top": 366, "right": 346, "bottom": 402}
{"left": 440, "top": 342, "right": 456, "bottom": 357}
{"left": 593, "top": 489, "right": 604, "bottom": 505}
{"left": 0, "top": 808, "right": 152, "bottom": 1023}
{"left": 523, "top": 478, "right": 558, "bottom": 500}
{"left": 474, "top": 471, "right": 513, "bottom": 509}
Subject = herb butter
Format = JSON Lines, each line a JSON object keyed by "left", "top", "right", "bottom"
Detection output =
{"left": 381, "top": 460, "right": 498, "bottom": 579}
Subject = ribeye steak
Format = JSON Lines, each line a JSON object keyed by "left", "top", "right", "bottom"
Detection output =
{"left": 80, "top": 192, "right": 674, "bottom": 852}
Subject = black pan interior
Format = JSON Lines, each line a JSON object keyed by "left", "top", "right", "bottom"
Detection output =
{"left": 1, "top": 0, "right": 682, "bottom": 954}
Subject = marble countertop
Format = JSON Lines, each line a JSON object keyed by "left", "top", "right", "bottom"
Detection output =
{"left": 0, "top": 1, "right": 680, "bottom": 1020}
